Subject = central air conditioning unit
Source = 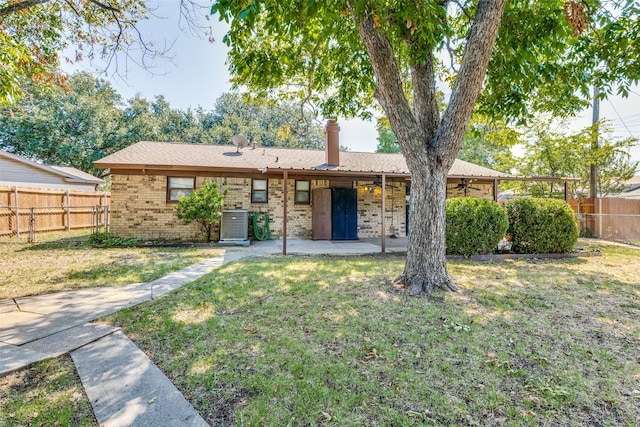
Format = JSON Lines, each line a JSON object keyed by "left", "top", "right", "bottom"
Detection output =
{"left": 219, "top": 210, "right": 250, "bottom": 246}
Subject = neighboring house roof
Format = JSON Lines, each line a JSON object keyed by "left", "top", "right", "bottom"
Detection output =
{"left": 0, "top": 150, "right": 104, "bottom": 187}
{"left": 94, "top": 141, "right": 513, "bottom": 179}
{"left": 610, "top": 175, "right": 640, "bottom": 199}
{"left": 626, "top": 175, "right": 640, "bottom": 188}
{"left": 619, "top": 188, "right": 640, "bottom": 199}
{"left": 48, "top": 165, "right": 105, "bottom": 184}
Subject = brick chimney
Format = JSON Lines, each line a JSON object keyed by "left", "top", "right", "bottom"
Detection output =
{"left": 324, "top": 119, "right": 340, "bottom": 166}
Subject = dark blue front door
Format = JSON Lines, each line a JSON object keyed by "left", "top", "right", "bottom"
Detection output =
{"left": 332, "top": 188, "right": 357, "bottom": 240}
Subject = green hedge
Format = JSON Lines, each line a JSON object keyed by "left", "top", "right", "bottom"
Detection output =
{"left": 446, "top": 198, "right": 509, "bottom": 256}
{"left": 505, "top": 198, "right": 578, "bottom": 254}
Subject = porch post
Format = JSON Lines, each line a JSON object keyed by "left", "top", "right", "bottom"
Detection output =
{"left": 493, "top": 179, "right": 499, "bottom": 202}
{"left": 564, "top": 181, "right": 569, "bottom": 201}
{"left": 381, "top": 174, "right": 386, "bottom": 253}
{"left": 283, "top": 171, "right": 288, "bottom": 256}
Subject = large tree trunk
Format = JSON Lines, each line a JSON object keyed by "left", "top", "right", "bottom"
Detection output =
{"left": 356, "top": 0, "right": 506, "bottom": 295}
{"left": 399, "top": 163, "right": 457, "bottom": 294}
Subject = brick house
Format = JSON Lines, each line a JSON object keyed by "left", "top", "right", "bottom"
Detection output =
{"left": 95, "top": 120, "right": 513, "bottom": 244}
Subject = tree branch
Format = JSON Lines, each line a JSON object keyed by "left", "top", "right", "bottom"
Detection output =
{"left": 0, "top": 0, "right": 50, "bottom": 17}
{"left": 411, "top": 54, "right": 440, "bottom": 141}
{"left": 87, "top": 0, "right": 121, "bottom": 14}
{"left": 435, "top": 0, "right": 506, "bottom": 167}
{"left": 353, "top": 8, "right": 420, "bottom": 156}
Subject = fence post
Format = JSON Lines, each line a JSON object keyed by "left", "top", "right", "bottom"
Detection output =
{"left": 104, "top": 205, "right": 109, "bottom": 233}
{"left": 598, "top": 198, "right": 603, "bottom": 238}
{"left": 102, "top": 192, "right": 108, "bottom": 233}
{"left": 28, "top": 208, "right": 35, "bottom": 243}
{"left": 14, "top": 186, "right": 19, "bottom": 237}
{"left": 94, "top": 205, "right": 102, "bottom": 234}
{"left": 92, "top": 205, "right": 96, "bottom": 234}
{"left": 65, "top": 190, "right": 71, "bottom": 231}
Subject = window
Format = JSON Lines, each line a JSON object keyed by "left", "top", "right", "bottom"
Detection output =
{"left": 295, "top": 180, "right": 311, "bottom": 204}
{"left": 167, "top": 177, "right": 195, "bottom": 203}
{"left": 252, "top": 179, "right": 268, "bottom": 203}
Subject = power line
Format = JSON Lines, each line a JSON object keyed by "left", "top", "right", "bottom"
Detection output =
{"left": 606, "top": 99, "right": 636, "bottom": 138}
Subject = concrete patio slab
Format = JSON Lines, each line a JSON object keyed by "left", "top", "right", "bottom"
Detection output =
{"left": 0, "top": 311, "right": 46, "bottom": 344}
{"left": 0, "top": 323, "right": 121, "bottom": 376}
{"left": 22, "top": 322, "right": 120, "bottom": 357}
{"left": 72, "top": 331, "right": 208, "bottom": 427}
{"left": 0, "top": 299, "right": 17, "bottom": 314}
{"left": 0, "top": 343, "right": 48, "bottom": 376}
{"left": 0, "top": 257, "right": 226, "bottom": 346}
{"left": 0, "top": 297, "right": 137, "bottom": 346}
{"left": 145, "top": 256, "right": 225, "bottom": 298}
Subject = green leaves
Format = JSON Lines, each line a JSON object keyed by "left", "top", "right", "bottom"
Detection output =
{"left": 446, "top": 198, "right": 509, "bottom": 256}
{"left": 514, "top": 118, "right": 638, "bottom": 198}
{"left": 0, "top": 0, "right": 168, "bottom": 104}
{"left": 0, "top": 72, "right": 125, "bottom": 177}
{"left": 505, "top": 198, "right": 578, "bottom": 254}
{"left": 175, "top": 180, "right": 228, "bottom": 241}
{"left": 482, "top": 0, "right": 640, "bottom": 120}
{"left": 0, "top": 73, "right": 328, "bottom": 179}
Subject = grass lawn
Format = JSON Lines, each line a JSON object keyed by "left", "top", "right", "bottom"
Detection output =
{"left": 1, "top": 240, "right": 638, "bottom": 426}
{"left": 0, "top": 238, "right": 222, "bottom": 299}
{"left": 0, "top": 356, "right": 96, "bottom": 426}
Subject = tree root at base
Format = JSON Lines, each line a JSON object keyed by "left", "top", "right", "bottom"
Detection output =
{"left": 394, "top": 273, "right": 458, "bottom": 295}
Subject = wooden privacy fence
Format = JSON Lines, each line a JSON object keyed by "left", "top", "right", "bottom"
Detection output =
{"left": 569, "top": 198, "right": 640, "bottom": 244}
{"left": 0, "top": 186, "right": 110, "bottom": 238}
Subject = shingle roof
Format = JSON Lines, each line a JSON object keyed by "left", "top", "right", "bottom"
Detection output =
{"left": 49, "top": 166, "right": 104, "bottom": 184}
{"left": 94, "top": 141, "right": 512, "bottom": 179}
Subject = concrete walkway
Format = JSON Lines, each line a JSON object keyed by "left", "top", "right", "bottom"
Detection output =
{"left": 1, "top": 238, "right": 404, "bottom": 426}
{"left": 72, "top": 331, "right": 208, "bottom": 427}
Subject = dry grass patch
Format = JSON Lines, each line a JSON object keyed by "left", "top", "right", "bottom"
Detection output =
{"left": 0, "top": 239, "right": 222, "bottom": 299}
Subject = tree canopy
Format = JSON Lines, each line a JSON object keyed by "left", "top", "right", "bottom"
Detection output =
{"left": 0, "top": 72, "right": 126, "bottom": 177}
{"left": 0, "top": 0, "right": 210, "bottom": 105}
{"left": 213, "top": 1, "right": 639, "bottom": 122}
{"left": 0, "top": 72, "right": 328, "bottom": 177}
{"left": 0, "top": 0, "right": 163, "bottom": 105}
{"left": 515, "top": 119, "right": 638, "bottom": 198}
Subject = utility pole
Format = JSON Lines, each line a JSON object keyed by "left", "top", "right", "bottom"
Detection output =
{"left": 590, "top": 86, "right": 599, "bottom": 198}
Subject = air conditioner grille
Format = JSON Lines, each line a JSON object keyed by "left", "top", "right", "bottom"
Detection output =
{"left": 220, "top": 210, "right": 249, "bottom": 240}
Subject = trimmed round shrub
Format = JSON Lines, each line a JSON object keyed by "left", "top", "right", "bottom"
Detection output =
{"left": 505, "top": 197, "right": 578, "bottom": 254}
{"left": 446, "top": 197, "right": 509, "bottom": 256}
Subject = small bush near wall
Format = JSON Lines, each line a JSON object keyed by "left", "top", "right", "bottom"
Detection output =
{"left": 446, "top": 198, "right": 508, "bottom": 256}
{"left": 505, "top": 198, "right": 578, "bottom": 254}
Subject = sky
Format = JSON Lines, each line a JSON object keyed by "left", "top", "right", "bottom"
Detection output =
{"left": 64, "top": 1, "right": 640, "bottom": 162}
